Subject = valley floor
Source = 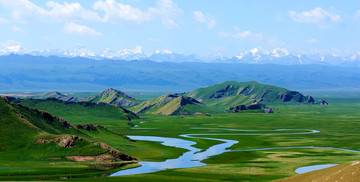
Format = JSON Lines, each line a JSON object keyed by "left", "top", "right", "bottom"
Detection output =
{"left": 2, "top": 96, "right": 360, "bottom": 181}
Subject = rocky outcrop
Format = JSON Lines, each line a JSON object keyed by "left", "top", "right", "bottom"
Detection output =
{"left": 278, "top": 92, "right": 294, "bottom": 102}
{"left": 65, "top": 153, "right": 117, "bottom": 162}
{"left": 76, "top": 124, "right": 98, "bottom": 131}
{"left": 54, "top": 116, "right": 74, "bottom": 128}
{"left": 33, "top": 108, "right": 75, "bottom": 129}
{"left": 179, "top": 96, "right": 201, "bottom": 106}
{"left": 228, "top": 105, "right": 247, "bottom": 112}
{"left": 36, "top": 135, "right": 83, "bottom": 148}
{"left": 320, "top": 100, "right": 329, "bottom": 105}
{"left": 264, "top": 108, "right": 273, "bottom": 113}
{"left": 246, "top": 103, "right": 266, "bottom": 110}
{"left": 209, "top": 84, "right": 240, "bottom": 99}
{"left": 307, "top": 95, "right": 315, "bottom": 103}
{"left": 228, "top": 103, "right": 271, "bottom": 113}
{"left": 93, "top": 142, "right": 137, "bottom": 161}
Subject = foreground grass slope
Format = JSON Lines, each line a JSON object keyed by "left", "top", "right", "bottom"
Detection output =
{"left": 274, "top": 161, "right": 360, "bottom": 182}
{"left": 0, "top": 96, "right": 142, "bottom": 180}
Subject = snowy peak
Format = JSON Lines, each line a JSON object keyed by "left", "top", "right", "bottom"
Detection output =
{"left": 272, "top": 48, "right": 289, "bottom": 58}
{"left": 0, "top": 45, "right": 359, "bottom": 67}
{"left": 155, "top": 49, "right": 172, "bottom": 54}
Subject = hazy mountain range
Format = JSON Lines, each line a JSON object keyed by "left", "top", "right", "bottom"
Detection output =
{"left": 0, "top": 54, "right": 359, "bottom": 92}
{"left": 2, "top": 46, "right": 360, "bottom": 67}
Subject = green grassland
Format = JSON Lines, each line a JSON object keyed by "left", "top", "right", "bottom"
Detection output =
{"left": 1, "top": 93, "right": 360, "bottom": 181}
{"left": 81, "top": 95, "right": 360, "bottom": 181}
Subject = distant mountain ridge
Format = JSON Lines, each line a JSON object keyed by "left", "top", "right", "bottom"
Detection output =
{"left": 1, "top": 54, "right": 359, "bottom": 91}
{"left": 3, "top": 46, "right": 360, "bottom": 67}
{"left": 32, "top": 91, "right": 79, "bottom": 102}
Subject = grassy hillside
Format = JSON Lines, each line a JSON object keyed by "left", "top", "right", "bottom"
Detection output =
{"left": 85, "top": 88, "right": 139, "bottom": 107}
{"left": 132, "top": 94, "right": 218, "bottom": 115}
{"left": 185, "top": 81, "right": 316, "bottom": 109}
{"left": 14, "top": 98, "right": 139, "bottom": 124}
{"left": 0, "top": 96, "right": 138, "bottom": 163}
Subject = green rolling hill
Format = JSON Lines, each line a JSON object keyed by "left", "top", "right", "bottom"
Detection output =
{"left": 129, "top": 81, "right": 321, "bottom": 115}
{"left": 0, "top": 97, "right": 137, "bottom": 163}
{"left": 85, "top": 88, "right": 139, "bottom": 107}
{"left": 131, "top": 94, "right": 218, "bottom": 115}
{"left": 9, "top": 97, "right": 139, "bottom": 124}
{"left": 185, "top": 81, "right": 316, "bottom": 109}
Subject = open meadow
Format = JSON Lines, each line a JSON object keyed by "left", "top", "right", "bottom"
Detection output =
{"left": 1, "top": 93, "right": 359, "bottom": 181}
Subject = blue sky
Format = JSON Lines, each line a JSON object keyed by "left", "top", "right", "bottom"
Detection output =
{"left": 0, "top": 0, "right": 360, "bottom": 56}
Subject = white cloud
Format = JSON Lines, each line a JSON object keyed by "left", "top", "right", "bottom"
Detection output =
{"left": 0, "top": 0, "right": 182, "bottom": 28}
{"left": 289, "top": 7, "right": 340, "bottom": 28}
{"left": 0, "top": 0, "right": 101, "bottom": 22}
{"left": 11, "top": 26, "right": 23, "bottom": 32}
{"left": 220, "top": 28, "right": 263, "bottom": 40}
{"left": 41, "top": 36, "right": 56, "bottom": 41}
{"left": 307, "top": 38, "right": 318, "bottom": 44}
{"left": 219, "top": 27, "right": 285, "bottom": 47}
{"left": 148, "top": 38, "right": 161, "bottom": 42}
{"left": 149, "top": 0, "right": 182, "bottom": 28}
{"left": 63, "top": 22, "right": 102, "bottom": 36}
{"left": 193, "top": 11, "right": 216, "bottom": 29}
{"left": 0, "top": 17, "right": 9, "bottom": 23}
{"left": 233, "top": 30, "right": 262, "bottom": 39}
{"left": 93, "top": 0, "right": 182, "bottom": 28}
{"left": 93, "top": 0, "right": 152, "bottom": 24}
{"left": 354, "top": 10, "right": 360, "bottom": 19}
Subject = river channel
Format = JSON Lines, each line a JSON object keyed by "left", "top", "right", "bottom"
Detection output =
{"left": 109, "top": 128, "right": 359, "bottom": 177}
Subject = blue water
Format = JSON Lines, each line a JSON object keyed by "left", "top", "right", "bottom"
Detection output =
{"left": 109, "top": 135, "right": 237, "bottom": 176}
{"left": 295, "top": 164, "right": 338, "bottom": 174}
{"left": 109, "top": 127, "right": 359, "bottom": 177}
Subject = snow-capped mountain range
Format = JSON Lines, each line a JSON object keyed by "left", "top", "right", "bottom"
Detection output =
{"left": 0, "top": 45, "right": 359, "bottom": 67}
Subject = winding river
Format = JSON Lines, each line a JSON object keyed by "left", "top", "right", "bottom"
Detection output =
{"left": 109, "top": 128, "right": 359, "bottom": 177}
